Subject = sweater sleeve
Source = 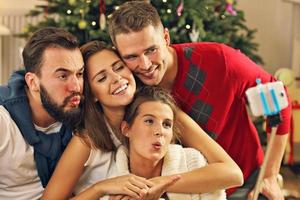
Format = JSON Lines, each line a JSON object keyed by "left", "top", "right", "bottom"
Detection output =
{"left": 184, "top": 147, "right": 227, "bottom": 200}
{"left": 221, "top": 44, "right": 291, "bottom": 135}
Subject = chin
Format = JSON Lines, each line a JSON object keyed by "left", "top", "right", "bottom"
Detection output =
{"left": 141, "top": 79, "right": 158, "bottom": 86}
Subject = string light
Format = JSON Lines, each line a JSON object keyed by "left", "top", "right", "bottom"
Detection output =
{"left": 115, "top": 6, "right": 120, "bottom": 10}
{"left": 185, "top": 24, "right": 191, "bottom": 29}
{"left": 162, "top": 0, "right": 167, "bottom": 2}
{"left": 86, "top": 0, "right": 91, "bottom": 3}
{"left": 167, "top": 9, "right": 171, "bottom": 14}
{"left": 67, "top": 9, "right": 72, "bottom": 14}
{"left": 91, "top": 21, "right": 96, "bottom": 26}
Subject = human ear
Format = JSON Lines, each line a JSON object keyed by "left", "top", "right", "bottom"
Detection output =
{"left": 163, "top": 28, "right": 171, "bottom": 46}
{"left": 120, "top": 121, "right": 130, "bottom": 137}
{"left": 25, "top": 72, "right": 40, "bottom": 92}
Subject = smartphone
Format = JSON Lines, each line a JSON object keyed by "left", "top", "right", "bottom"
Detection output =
{"left": 246, "top": 81, "right": 288, "bottom": 117}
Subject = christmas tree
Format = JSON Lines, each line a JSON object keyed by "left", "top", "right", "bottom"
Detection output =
{"left": 19, "top": 0, "right": 263, "bottom": 64}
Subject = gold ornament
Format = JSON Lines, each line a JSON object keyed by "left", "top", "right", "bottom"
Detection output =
{"left": 78, "top": 20, "right": 87, "bottom": 29}
{"left": 99, "top": 13, "right": 106, "bottom": 30}
{"left": 68, "top": 0, "right": 77, "bottom": 6}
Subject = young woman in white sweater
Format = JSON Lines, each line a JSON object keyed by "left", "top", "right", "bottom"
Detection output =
{"left": 110, "top": 85, "right": 226, "bottom": 200}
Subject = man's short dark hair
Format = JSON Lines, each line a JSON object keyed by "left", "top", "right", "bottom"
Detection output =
{"left": 108, "top": 1, "right": 163, "bottom": 47}
{"left": 22, "top": 27, "right": 79, "bottom": 76}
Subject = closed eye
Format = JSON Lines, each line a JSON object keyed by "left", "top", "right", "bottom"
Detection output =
{"left": 97, "top": 75, "right": 106, "bottom": 82}
{"left": 113, "top": 63, "right": 125, "bottom": 72}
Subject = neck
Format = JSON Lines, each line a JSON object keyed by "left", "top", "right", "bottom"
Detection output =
{"left": 129, "top": 154, "right": 163, "bottom": 179}
{"left": 103, "top": 106, "right": 125, "bottom": 132}
{"left": 26, "top": 88, "right": 56, "bottom": 127}
{"left": 159, "top": 46, "right": 178, "bottom": 91}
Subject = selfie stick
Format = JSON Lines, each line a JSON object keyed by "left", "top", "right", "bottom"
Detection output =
{"left": 246, "top": 79, "right": 285, "bottom": 200}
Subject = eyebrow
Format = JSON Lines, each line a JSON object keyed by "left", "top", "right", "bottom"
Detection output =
{"left": 142, "top": 114, "right": 173, "bottom": 121}
{"left": 91, "top": 59, "right": 122, "bottom": 81}
{"left": 122, "top": 45, "right": 157, "bottom": 58}
{"left": 54, "top": 66, "right": 84, "bottom": 74}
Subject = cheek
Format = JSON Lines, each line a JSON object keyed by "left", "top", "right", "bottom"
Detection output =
{"left": 165, "top": 132, "right": 173, "bottom": 144}
{"left": 124, "top": 61, "right": 136, "bottom": 71}
{"left": 90, "top": 84, "right": 108, "bottom": 102}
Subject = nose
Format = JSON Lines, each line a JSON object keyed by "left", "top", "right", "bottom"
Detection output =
{"left": 69, "top": 75, "right": 82, "bottom": 93}
{"left": 153, "top": 124, "right": 163, "bottom": 137}
{"left": 111, "top": 72, "right": 122, "bottom": 84}
{"left": 139, "top": 55, "right": 152, "bottom": 70}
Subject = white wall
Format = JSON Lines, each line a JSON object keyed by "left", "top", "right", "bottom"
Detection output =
{"left": 0, "top": 0, "right": 38, "bottom": 15}
{"left": 0, "top": 0, "right": 40, "bottom": 84}
{"left": 238, "top": 0, "right": 293, "bottom": 74}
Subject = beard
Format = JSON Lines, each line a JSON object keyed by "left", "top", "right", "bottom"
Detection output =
{"left": 40, "top": 85, "right": 84, "bottom": 127}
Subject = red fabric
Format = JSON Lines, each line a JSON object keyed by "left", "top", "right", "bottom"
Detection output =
{"left": 171, "top": 42, "right": 291, "bottom": 194}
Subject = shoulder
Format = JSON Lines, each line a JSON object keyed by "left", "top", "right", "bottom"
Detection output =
{"left": 172, "top": 42, "right": 232, "bottom": 55}
{"left": 0, "top": 105, "right": 15, "bottom": 129}
{"left": 0, "top": 105, "right": 19, "bottom": 149}
{"left": 181, "top": 145, "right": 208, "bottom": 169}
{"left": 115, "top": 145, "right": 130, "bottom": 175}
{"left": 167, "top": 144, "right": 207, "bottom": 166}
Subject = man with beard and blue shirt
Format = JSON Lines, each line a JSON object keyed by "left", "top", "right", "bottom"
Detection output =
{"left": 0, "top": 27, "right": 84, "bottom": 199}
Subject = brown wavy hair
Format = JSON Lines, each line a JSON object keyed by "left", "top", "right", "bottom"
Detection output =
{"left": 79, "top": 40, "right": 119, "bottom": 151}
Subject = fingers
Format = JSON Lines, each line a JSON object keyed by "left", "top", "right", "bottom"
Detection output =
{"left": 247, "top": 178, "right": 284, "bottom": 200}
{"left": 163, "top": 175, "right": 181, "bottom": 187}
{"left": 123, "top": 183, "right": 147, "bottom": 199}
{"left": 131, "top": 175, "right": 154, "bottom": 188}
{"left": 122, "top": 175, "right": 151, "bottom": 199}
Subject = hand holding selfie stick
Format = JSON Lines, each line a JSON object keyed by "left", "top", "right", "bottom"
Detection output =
{"left": 246, "top": 79, "right": 289, "bottom": 200}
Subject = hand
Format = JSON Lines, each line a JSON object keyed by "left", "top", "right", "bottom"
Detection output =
{"left": 247, "top": 175, "right": 284, "bottom": 200}
{"left": 97, "top": 174, "right": 152, "bottom": 199}
{"left": 143, "top": 175, "right": 181, "bottom": 200}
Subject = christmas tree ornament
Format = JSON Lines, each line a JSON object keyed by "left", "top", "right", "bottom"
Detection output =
{"left": 78, "top": 19, "right": 87, "bottom": 29}
{"left": 20, "top": 0, "right": 264, "bottom": 64}
{"left": 99, "top": 0, "right": 106, "bottom": 30}
{"left": 189, "top": 23, "right": 199, "bottom": 42}
{"left": 68, "top": 0, "right": 77, "bottom": 6}
{"left": 176, "top": 0, "right": 184, "bottom": 16}
{"left": 44, "top": 0, "right": 49, "bottom": 17}
{"left": 225, "top": 0, "right": 237, "bottom": 16}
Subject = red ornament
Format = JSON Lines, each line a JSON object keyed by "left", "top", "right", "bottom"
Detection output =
{"left": 99, "top": 0, "right": 106, "bottom": 14}
{"left": 99, "top": 0, "right": 106, "bottom": 30}
{"left": 176, "top": 0, "right": 184, "bottom": 16}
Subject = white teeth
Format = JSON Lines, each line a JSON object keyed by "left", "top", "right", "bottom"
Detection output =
{"left": 113, "top": 84, "right": 128, "bottom": 95}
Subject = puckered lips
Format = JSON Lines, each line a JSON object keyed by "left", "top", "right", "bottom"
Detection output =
{"left": 70, "top": 96, "right": 81, "bottom": 107}
{"left": 111, "top": 80, "right": 129, "bottom": 96}
{"left": 152, "top": 140, "right": 163, "bottom": 150}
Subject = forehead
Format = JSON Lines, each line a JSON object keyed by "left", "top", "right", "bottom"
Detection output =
{"left": 41, "top": 47, "right": 83, "bottom": 74}
{"left": 137, "top": 101, "right": 174, "bottom": 119}
{"left": 115, "top": 25, "right": 164, "bottom": 55}
{"left": 86, "top": 50, "right": 120, "bottom": 74}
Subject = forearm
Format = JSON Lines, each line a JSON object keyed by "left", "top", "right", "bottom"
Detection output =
{"left": 72, "top": 184, "right": 105, "bottom": 200}
{"left": 264, "top": 133, "right": 288, "bottom": 178}
{"left": 152, "top": 162, "right": 243, "bottom": 194}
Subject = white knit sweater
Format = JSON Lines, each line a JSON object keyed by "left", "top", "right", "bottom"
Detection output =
{"left": 114, "top": 144, "right": 226, "bottom": 200}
